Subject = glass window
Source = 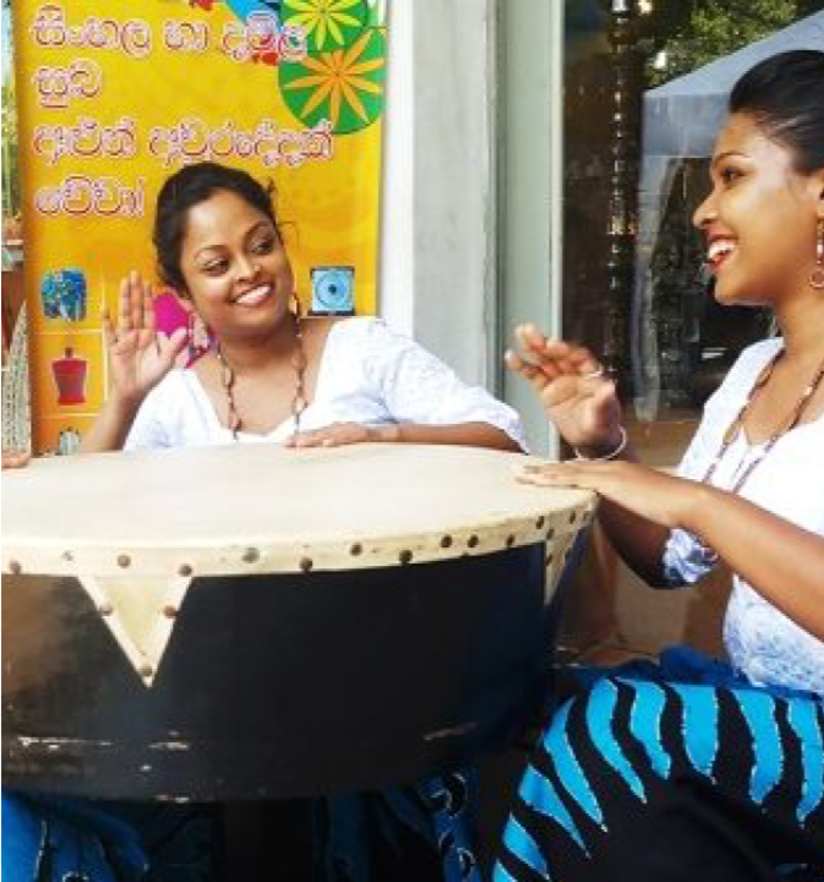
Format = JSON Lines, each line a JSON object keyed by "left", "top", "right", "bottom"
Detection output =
{"left": 556, "top": 0, "right": 823, "bottom": 662}
{"left": 562, "top": 0, "right": 821, "bottom": 466}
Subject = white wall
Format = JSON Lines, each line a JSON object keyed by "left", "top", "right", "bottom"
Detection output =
{"left": 380, "top": 0, "right": 498, "bottom": 387}
{"left": 498, "top": 1, "right": 563, "bottom": 454}
{"left": 378, "top": 0, "right": 415, "bottom": 336}
{"left": 380, "top": 0, "right": 563, "bottom": 454}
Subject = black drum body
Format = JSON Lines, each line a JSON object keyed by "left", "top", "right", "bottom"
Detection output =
{"left": 3, "top": 545, "right": 551, "bottom": 800}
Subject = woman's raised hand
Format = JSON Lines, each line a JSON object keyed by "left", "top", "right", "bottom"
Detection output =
{"left": 102, "top": 272, "right": 187, "bottom": 405}
{"left": 505, "top": 324, "right": 623, "bottom": 456}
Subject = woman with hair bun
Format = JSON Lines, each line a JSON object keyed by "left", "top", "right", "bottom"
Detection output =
{"left": 498, "top": 50, "right": 824, "bottom": 882}
{"left": 3, "top": 161, "right": 525, "bottom": 881}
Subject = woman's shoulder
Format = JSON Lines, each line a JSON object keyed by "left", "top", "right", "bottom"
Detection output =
{"left": 159, "top": 366, "right": 201, "bottom": 391}
{"left": 322, "top": 315, "right": 409, "bottom": 359}
{"left": 694, "top": 338, "right": 782, "bottom": 421}
{"left": 713, "top": 337, "right": 783, "bottom": 400}
{"left": 326, "top": 315, "right": 389, "bottom": 340}
{"left": 729, "top": 337, "right": 783, "bottom": 375}
{"left": 141, "top": 368, "right": 203, "bottom": 410}
{"left": 125, "top": 368, "right": 208, "bottom": 449}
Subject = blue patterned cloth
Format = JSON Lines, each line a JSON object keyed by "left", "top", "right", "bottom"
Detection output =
{"left": 1, "top": 793, "right": 219, "bottom": 881}
{"left": 496, "top": 648, "right": 824, "bottom": 882}
{"left": 3, "top": 772, "right": 481, "bottom": 882}
{"left": 314, "top": 771, "right": 482, "bottom": 881}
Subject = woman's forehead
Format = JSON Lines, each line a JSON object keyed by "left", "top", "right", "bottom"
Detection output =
{"left": 182, "top": 192, "right": 272, "bottom": 249}
{"left": 713, "top": 113, "right": 793, "bottom": 166}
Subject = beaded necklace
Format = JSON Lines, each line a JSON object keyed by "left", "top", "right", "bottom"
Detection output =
{"left": 215, "top": 314, "right": 308, "bottom": 440}
{"left": 700, "top": 347, "right": 824, "bottom": 494}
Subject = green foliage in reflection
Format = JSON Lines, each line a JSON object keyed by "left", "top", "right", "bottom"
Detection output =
{"left": 644, "top": 0, "right": 817, "bottom": 85}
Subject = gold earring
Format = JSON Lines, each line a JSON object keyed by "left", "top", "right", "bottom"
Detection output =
{"left": 811, "top": 218, "right": 824, "bottom": 290}
{"left": 186, "top": 311, "right": 210, "bottom": 363}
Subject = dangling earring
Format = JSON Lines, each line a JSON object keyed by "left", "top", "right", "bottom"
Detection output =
{"left": 811, "top": 218, "right": 824, "bottom": 290}
{"left": 186, "top": 311, "right": 211, "bottom": 365}
{"left": 288, "top": 292, "right": 308, "bottom": 432}
{"left": 290, "top": 292, "right": 304, "bottom": 349}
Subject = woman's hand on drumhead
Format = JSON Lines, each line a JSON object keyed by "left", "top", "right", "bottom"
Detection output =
{"left": 102, "top": 271, "right": 187, "bottom": 405}
{"left": 284, "top": 422, "right": 381, "bottom": 449}
{"left": 505, "top": 324, "right": 623, "bottom": 455}
{"left": 516, "top": 459, "right": 702, "bottom": 531}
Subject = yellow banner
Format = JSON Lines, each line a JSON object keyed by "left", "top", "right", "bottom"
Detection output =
{"left": 11, "top": 0, "right": 386, "bottom": 453}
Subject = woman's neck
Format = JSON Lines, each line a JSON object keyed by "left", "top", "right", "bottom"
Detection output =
{"left": 214, "top": 316, "right": 299, "bottom": 374}
{"left": 774, "top": 293, "right": 824, "bottom": 368}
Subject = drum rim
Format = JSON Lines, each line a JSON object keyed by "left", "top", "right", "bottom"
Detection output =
{"left": 2, "top": 443, "right": 595, "bottom": 578}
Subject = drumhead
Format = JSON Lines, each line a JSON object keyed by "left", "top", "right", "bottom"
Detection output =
{"left": 2, "top": 443, "right": 594, "bottom": 578}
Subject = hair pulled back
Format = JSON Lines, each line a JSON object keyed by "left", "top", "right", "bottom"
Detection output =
{"left": 729, "top": 50, "right": 824, "bottom": 174}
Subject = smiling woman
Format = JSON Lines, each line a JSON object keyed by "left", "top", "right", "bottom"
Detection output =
{"left": 79, "top": 161, "right": 525, "bottom": 457}
{"left": 496, "top": 50, "right": 824, "bottom": 882}
{"left": 694, "top": 113, "right": 822, "bottom": 308}
{"left": 4, "top": 160, "right": 526, "bottom": 882}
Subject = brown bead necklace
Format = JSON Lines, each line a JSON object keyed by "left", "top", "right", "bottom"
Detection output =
{"left": 700, "top": 346, "right": 824, "bottom": 494}
{"left": 215, "top": 314, "right": 308, "bottom": 440}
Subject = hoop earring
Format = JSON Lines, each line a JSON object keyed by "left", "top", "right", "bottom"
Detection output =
{"left": 811, "top": 218, "right": 824, "bottom": 290}
{"left": 289, "top": 291, "right": 303, "bottom": 318}
{"left": 186, "top": 311, "right": 210, "bottom": 364}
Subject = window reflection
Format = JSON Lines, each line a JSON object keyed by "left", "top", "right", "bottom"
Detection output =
{"left": 563, "top": 0, "right": 816, "bottom": 465}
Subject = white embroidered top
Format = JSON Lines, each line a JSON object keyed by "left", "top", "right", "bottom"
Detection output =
{"left": 663, "top": 338, "right": 824, "bottom": 694}
{"left": 125, "top": 316, "right": 525, "bottom": 451}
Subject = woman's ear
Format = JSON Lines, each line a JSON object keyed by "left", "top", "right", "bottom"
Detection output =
{"left": 813, "top": 168, "right": 824, "bottom": 220}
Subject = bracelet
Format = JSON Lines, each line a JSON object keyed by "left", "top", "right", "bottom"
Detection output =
{"left": 573, "top": 426, "right": 628, "bottom": 462}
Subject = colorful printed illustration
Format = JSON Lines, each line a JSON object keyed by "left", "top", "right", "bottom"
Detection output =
{"left": 280, "top": 26, "right": 385, "bottom": 134}
{"left": 57, "top": 425, "right": 82, "bottom": 455}
{"left": 153, "top": 289, "right": 213, "bottom": 366}
{"left": 365, "top": 0, "right": 386, "bottom": 27}
{"left": 311, "top": 265, "right": 354, "bottom": 314}
{"left": 281, "top": 0, "right": 368, "bottom": 53}
{"left": 40, "top": 268, "right": 87, "bottom": 321}
{"left": 12, "top": 0, "right": 388, "bottom": 453}
{"left": 224, "top": 1, "right": 283, "bottom": 23}
{"left": 51, "top": 347, "right": 88, "bottom": 405}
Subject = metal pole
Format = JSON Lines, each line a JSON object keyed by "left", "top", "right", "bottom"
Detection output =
{"left": 603, "top": 0, "right": 643, "bottom": 394}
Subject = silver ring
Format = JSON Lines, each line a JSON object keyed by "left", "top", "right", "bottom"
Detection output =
{"left": 581, "top": 366, "right": 605, "bottom": 380}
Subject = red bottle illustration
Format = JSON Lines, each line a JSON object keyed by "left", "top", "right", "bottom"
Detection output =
{"left": 52, "top": 347, "right": 87, "bottom": 405}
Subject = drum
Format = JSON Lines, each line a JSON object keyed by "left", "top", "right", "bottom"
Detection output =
{"left": 2, "top": 443, "right": 594, "bottom": 800}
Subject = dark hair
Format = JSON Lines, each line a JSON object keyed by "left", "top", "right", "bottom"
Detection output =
{"left": 729, "top": 50, "right": 824, "bottom": 174}
{"left": 153, "top": 161, "right": 279, "bottom": 292}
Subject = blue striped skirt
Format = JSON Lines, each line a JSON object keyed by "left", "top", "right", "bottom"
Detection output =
{"left": 496, "top": 648, "right": 824, "bottom": 882}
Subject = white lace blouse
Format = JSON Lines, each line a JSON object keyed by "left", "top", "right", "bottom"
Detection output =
{"left": 663, "top": 338, "right": 824, "bottom": 694}
{"left": 125, "top": 316, "right": 525, "bottom": 451}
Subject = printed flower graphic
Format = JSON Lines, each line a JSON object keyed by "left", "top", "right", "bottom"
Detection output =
{"left": 282, "top": 0, "right": 368, "bottom": 52}
{"left": 365, "top": 0, "right": 386, "bottom": 27}
{"left": 280, "top": 27, "right": 385, "bottom": 134}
